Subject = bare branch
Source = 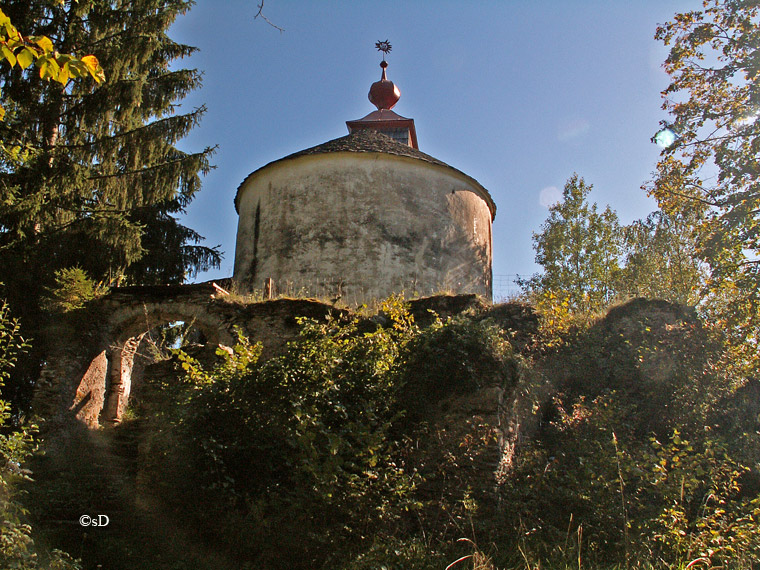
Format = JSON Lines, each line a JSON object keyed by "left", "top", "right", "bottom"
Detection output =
{"left": 254, "top": 1, "right": 284, "bottom": 33}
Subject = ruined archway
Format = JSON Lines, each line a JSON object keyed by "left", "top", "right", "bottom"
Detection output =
{"left": 99, "top": 300, "right": 236, "bottom": 426}
{"left": 33, "top": 283, "right": 236, "bottom": 428}
{"left": 32, "top": 282, "right": 345, "bottom": 429}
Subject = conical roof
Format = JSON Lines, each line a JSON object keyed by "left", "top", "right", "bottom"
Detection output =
{"left": 235, "top": 130, "right": 496, "bottom": 218}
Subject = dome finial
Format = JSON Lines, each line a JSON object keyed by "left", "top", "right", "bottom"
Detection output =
{"left": 369, "top": 40, "right": 400, "bottom": 110}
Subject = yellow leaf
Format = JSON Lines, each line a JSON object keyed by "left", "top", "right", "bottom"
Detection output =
{"left": 81, "top": 54, "right": 105, "bottom": 83}
{"left": 16, "top": 47, "right": 34, "bottom": 70}
{"left": 1, "top": 44, "right": 16, "bottom": 66}
{"left": 33, "top": 35, "right": 54, "bottom": 54}
{"left": 57, "top": 62, "right": 70, "bottom": 85}
{"left": 38, "top": 55, "right": 60, "bottom": 81}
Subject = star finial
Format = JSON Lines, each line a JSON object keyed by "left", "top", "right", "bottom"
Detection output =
{"left": 375, "top": 40, "right": 392, "bottom": 61}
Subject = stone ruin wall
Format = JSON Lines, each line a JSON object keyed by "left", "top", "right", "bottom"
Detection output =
{"left": 33, "top": 284, "right": 540, "bottom": 485}
{"left": 34, "top": 288, "right": 723, "bottom": 508}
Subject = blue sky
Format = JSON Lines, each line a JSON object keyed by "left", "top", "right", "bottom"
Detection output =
{"left": 170, "top": 1, "right": 695, "bottom": 296}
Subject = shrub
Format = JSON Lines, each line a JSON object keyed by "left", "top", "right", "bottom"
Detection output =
{"left": 0, "top": 300, "right": 81, "bottom": 569}
{"left": 495, "top": 300, "right": 760, "bottom": 570}
{"left": 144, "top": 298, "right": 421, "bottom": 569}
{"left": 41, "top": 267, "right": 105, "bottom": 313}
{"left": 401, "top": 315, "right": 517, "bottom": 416}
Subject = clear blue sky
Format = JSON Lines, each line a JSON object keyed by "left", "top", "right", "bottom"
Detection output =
{"left": 170, "top": 1, "right": 694, "bottom": 295}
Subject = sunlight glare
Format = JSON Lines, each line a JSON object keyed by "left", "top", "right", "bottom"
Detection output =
{"left": 654, "top": 128, "right": 677, "bottom": 148}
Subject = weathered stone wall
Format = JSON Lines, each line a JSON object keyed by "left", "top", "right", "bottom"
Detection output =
{"left": 233, "top": 153, "right": 494, "bottom": 304}
{"left": 33, "top": 282, "right": 543, "bottom": 438}
{"left": 33, "top": 283, "right": 344, "bottom": 428}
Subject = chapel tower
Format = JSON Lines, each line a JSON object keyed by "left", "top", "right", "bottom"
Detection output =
{"left": 232, "top": 45, "right": 495, "bottom": 304}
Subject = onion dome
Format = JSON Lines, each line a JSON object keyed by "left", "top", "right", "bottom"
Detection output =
{"left": 369, "top": 60, "right": 401, "bottom": 110}
{"left": 347, "top": 42, "right": 418, "bottom": 148}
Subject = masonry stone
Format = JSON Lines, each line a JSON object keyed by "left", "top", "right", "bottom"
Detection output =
{"left": 234, "top": 141, "right": 495, "bottom": 304}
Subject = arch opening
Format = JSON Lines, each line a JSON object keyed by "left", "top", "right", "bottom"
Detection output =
{"left": 101, "top": 316, "right": 224, "bottom": 426}
{"left": 58, "top": 300, "right": 233, "bottom": 428}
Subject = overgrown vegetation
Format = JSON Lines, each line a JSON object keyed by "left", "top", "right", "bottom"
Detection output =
{"left": 498, "top": 300, "right": 760, "bottom": 569}
{"left": 18, "top": 296, "right": 756, "bottom": 570}
{"left": 134, "top": 298, "right": 515, "bottom": 569}
{"left": 1, "top": 1, "right": 759, "bottom": 568}
{"left": 0, "top": 301, "right": 81, "bottom": 569}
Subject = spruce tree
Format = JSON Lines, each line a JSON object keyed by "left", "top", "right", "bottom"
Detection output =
{"left": 0, "top": 0, "right": 220, "bottom": 408}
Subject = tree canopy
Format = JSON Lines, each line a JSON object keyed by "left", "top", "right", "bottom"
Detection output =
{"left": 0, "top": 0, "right": 220, "bottom": 408}
{"left": 621, "top": 210, "right": 705, "bottom": 305}
{"left": 519, "top": 174, "right": 623, "bottom": 312}
{"left": 650, "top": 0, "right": 760, "bottom": 345}
{"left": 0, "top": 0, "right": 219, "bottom": 293}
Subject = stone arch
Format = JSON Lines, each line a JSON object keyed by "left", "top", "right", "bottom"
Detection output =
{"left": 32, "top": 284, "right": 345, "bottom": 429}
{"left": 34, "top": 283, "right": 236, "bottom": 428}
{"left": 108, "top": 301, "right": 234, "bottom": 348}
{"left": 99, "top": 301, "right": 235, "bottom": 426}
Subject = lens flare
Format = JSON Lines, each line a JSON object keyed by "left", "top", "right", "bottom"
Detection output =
{"left": 654, "top": 128, "right": 677, "bottom": 148}
{"left": 539, "top": 186, "right": 562, "bottom": 208}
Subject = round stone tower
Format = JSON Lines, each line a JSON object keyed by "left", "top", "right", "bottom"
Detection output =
{"left": 233, "top": 53, "right": 496, "bottom": 304}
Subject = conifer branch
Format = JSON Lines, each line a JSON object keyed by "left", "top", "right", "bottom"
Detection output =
{"left": 86, "top": 148, "right": 215, "bottom": 181}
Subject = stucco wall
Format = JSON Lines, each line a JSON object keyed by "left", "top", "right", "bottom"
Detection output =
{"left": 233, "top": 153, "right": 493, "bottom": 303}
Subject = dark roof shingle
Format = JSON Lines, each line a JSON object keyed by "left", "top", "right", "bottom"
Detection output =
{"left": 235, "top": 130, "right": 495, "bottom": 217}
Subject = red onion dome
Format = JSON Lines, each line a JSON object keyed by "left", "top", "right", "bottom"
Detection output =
{"left": 368, "top": 61, "right": 401, "bottom": 110}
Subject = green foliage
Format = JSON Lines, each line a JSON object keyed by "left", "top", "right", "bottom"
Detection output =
{"left": 13, "top": 295, "right": 757, "bottom": 570}
{"left": 398, "top": 316, "right": 519, "bottom": 548}
{"left": 131, "top": 299, "right": 524, "bottom": 570}
{"left": 650, "top": 0, "right": 760, "bottom": 363}
{"left": 144, "top": 298, "right": 423, "bottom": 569}
{"left": 620, "top": 210, "right": 706, "bottom": 305}
{"left": 0, "top": 0, "right": 219, "bottom": 290}
{"left": 0, "top": 0, "right": 220, "bottom": 412}
{"left": 345, "top": 536, "right": 448, "bottom": 570}
{"left": 402, "top": 315, "right": 517, "bottom": 414}
{"left": 522, "top": 178, "right": 708, "bottom": 320}
{"left": 0, "top": 300, "right": 80, "bottom": 569}
{"left": 41, "top": 268, "right": 105, "bottom": 313}
{"left": 496, "top": 301, "right": 760, "bottom": 570}
{"left": 643, "top": 432, "right": 760, "bottom": 567}
{"left": 0, "top": 8, "right": 104, "bottom": 83}
{"left": 519, "top": 174, "right": 623, "bottom": 313}
{"left": 502, "top": 393, "right": 760, "bottom": 569}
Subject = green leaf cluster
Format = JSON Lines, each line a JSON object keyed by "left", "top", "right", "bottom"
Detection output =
{"left": 40, "top": 267, "right": 105, "bottom": 313}
{"left": 0, "top": 8, "right": 104, "bottom": 85}
{"left": 650, "top": 0, "right": 760, "bottom": 364}
{"left": 0, "top": 7, "right": 104, "bottom": 121}
{"left": 520, "top": 175, "right": 705, "bottom": 315}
